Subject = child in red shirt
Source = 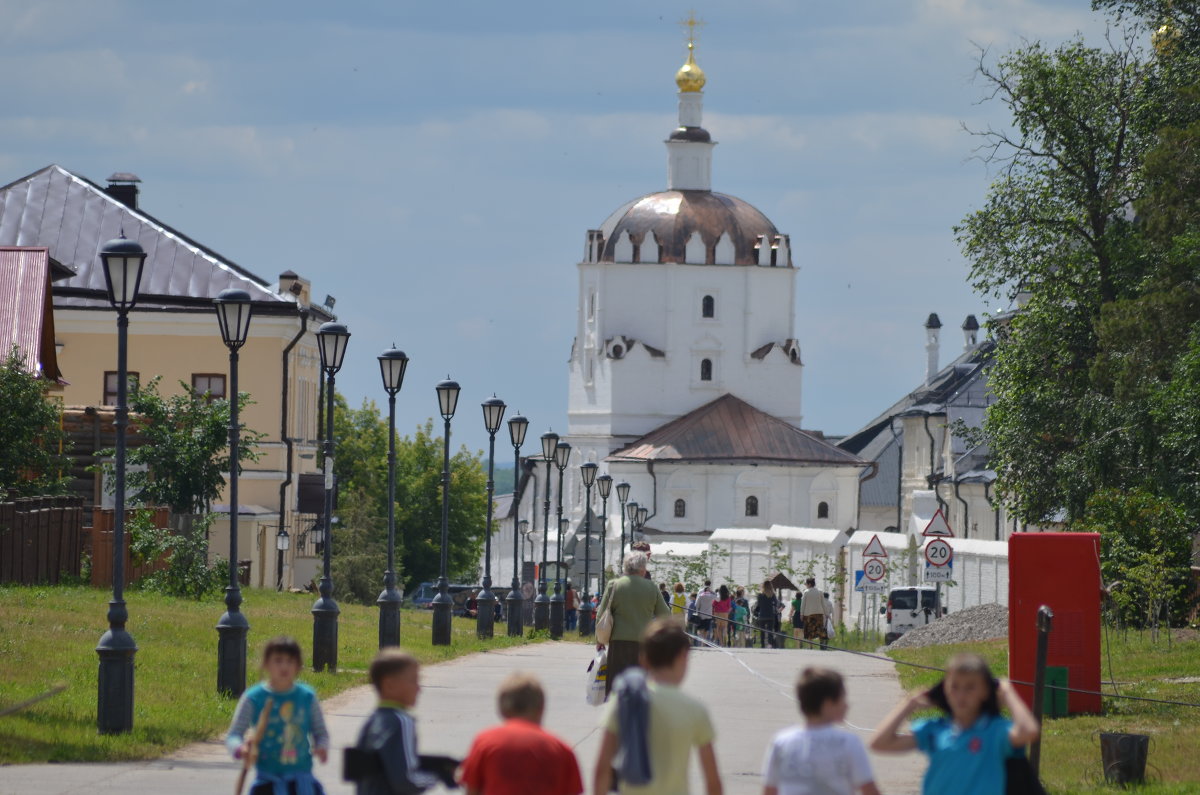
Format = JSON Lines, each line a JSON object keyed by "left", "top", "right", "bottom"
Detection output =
{"left": 459, "top": 673, "right": 582, "bottom": 795}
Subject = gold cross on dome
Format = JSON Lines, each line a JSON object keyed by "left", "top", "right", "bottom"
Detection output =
{"left": 680, "top": 11, "right": 705, "bottom": 47}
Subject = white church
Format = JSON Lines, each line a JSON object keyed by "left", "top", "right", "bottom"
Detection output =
{"left": 488, "top": 35, "right": 871, "bottom": 596}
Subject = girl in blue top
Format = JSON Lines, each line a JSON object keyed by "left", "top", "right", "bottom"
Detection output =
{"left": 869, "top": 653, "right": 1040, "bottom": 795}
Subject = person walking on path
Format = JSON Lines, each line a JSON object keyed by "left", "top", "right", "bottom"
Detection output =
{"left": 671, "top": 582, "right": 688, "bottom": 621}
{"left": 226, "top": 636, "right": 330, "bottom": 795}
{"left": 695, "top": 581, "right": 717, "bottom": 643}
{"left": 800, "top": 578, "right": 828, "bottom": 650}
{"left": 712, "top": 585, "right": 732, "bottom": 647}
{"left": 761, "top": 667, "right": 880, "bottom": 795}
{"left": 594, "top": 619, "right": 723, "bottom": 795}
{"left": 754, "top": 582, "right": 781, "bottom": 649}
{"left": 349, "top": 649, "right": 440, "bottom": 795}
{"left": 459, "top": 672, "right": 583, "bottom": 795}
{"left": 595, "top": 551, "right": 672, "bottom": 696}
{"left": 565, "top": 583, "right": 578, "bottom": 632}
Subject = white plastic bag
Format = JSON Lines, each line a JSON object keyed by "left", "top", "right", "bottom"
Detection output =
{"left": 825, "top": 617, "right": 836, "bottom": 638}
{"left": 586, "top": 649, "right": 608, "bottom": 706}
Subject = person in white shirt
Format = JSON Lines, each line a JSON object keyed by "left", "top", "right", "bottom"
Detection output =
{"left": 799, "top": 578, "right": 828, "bottom": 650}
{"left": 761, "top": 667, "right": 879, "bottom": 795}
{"left": 695, "top": 581, "right": 717, "bottom": 642}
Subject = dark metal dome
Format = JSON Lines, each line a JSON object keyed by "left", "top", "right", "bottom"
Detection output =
{"left": 598, "top": 190, "right": 785, "bottom": 266}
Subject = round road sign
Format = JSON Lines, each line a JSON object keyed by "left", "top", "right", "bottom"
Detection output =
{"left": 864, "top": 557, "right": 887, "bottom": 582}
{"left": 925, "top": 538, "right": 952, "bottom": 567}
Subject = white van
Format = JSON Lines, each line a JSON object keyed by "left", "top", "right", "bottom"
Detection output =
{"left": 883, "top": 585, "right": 943, "bottom": 644}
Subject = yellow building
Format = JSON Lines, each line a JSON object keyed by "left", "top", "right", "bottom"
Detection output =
{"left": 0, "top": 165, "right": 334, "bottom": 589}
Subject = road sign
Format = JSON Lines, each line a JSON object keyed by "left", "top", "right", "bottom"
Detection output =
{"left": 922, "top": 508, "right": 955, "bottom": 538}
{"left": 924, "top": 562, "right": 953, "bottom": 582}
{"left": 862, "top": 580, "right": 888, "bottom": 594}
{"left": 925, "top": 538, "right": 953, "bottom": 567}
{"left": 861, "top": 534, "right": 888, "bottom": 558}
{"left": 864, "top": 557, "right": 887, "bottom": 582}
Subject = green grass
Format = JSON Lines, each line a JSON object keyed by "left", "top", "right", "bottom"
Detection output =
{"left": 888, "top": 633, "right": 1200, "bottom": 794}
{"left": 0, "top": 585, "right": 541, "bottom": 763}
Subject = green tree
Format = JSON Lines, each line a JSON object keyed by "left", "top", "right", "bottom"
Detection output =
{"left": 0, "top": 348, "right": 69, "bottom": 497}
{"left": 331, "top": 395, "right": 488, "bottom": 602}
{"left": 108, "top": 377, "right": 263, "bottom": 515}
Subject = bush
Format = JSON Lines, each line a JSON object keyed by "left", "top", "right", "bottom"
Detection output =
{"left": 128, "top": 510, "right": 227, "bottom": 600}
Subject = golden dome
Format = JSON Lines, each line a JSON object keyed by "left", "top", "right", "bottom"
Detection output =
{"left": 1152, "top": 21, "right": 1181, "bottom": 55}
{"left": 675, "top": 42, "right": 706, "bottom": 93}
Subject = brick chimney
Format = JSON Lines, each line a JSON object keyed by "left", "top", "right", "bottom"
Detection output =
{"left": 105, "top": 172, "right": 141, "bottom": 209}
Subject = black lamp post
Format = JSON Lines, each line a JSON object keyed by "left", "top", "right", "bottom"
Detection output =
{"left": 431, "top": 377, "right": 461, "bottom": 646}
{"left": 636, "top": 506, "right": 649, "bottom": 544}
{"left": 96, "top": 231, "right": 145, "bottom": 734}
{"left": 377, "top": 347, "right": 409, "bottom": 648}
{"left": 312, "top": 321, "right": 350, "bottom": 672}
{"left": 596, "top": 474, "right": 612, "bottom": 596}
{"left": 534, "top": 431, "right": 557, "bottom": 630}
{"left": 616, "top": 481, "right": 631, "bottom": 560}
{"left": 477, "top": 396, "right": 506, "bottom": 639}
{"left": 579, "top": 463, "right": 598, "bottom": 635}
{"left": 518, "top": 519, "right": 532, "bottom": 583}
{"left": 505, "top": 413, "right": 529, "bottom": 637}
{"left": 550, "top": 441, "right": 571, "bottom": 639}
{"left": 623, "top": 500, "right": 638, "bottom": 562}
{"left": 214, "top": 287, "right": 253, "bottom": 696}
{"left": 275, "top": 528, "right": 290, "bottom": 591}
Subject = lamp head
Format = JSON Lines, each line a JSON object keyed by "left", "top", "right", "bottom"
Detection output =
{"left": 597, "top": 474, "right": 613, "bottom": 499}
{"left": 316, "top": 322, "right": 351, "bottom": 374}
{"left": 508, "top": 413, "right": 529, "bottom": 448}
{"left": 436, "top": 377, "right": 461, "bottom": 420}
{"left": 580, "top": 462, "right": 598, "bottom": 487}
{"left": 378, "top": 347, "right": 409, "bottom": 395}
{"left": 625, "top": 501, "right": 638, "bottom": 522}
{"left": 481, "top": 396, "right": 506, "bottom": 434}
{"left": 518, "top": 519, "right": 531, "bottom": 535}
{"left": 637, "top": 506, "right": 649, "bottom": 527}
{"left": 540, "top": 431, "right": 559, "bottom": 462}
{"left": 554, "top": 441, "right": 571, "bottom": 470}
{"left": 214, "top": 288, "right": 253, "bottom": 350}
{"left": 616, "top": 481, "right": 631, "bottom": 504}
{"left": 275, "top": 528, "right": 290, "bottom": 551}
{"left": 100, "top": 232, "right": 147, "bottom": 311}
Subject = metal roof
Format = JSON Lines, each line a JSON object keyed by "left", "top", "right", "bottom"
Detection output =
{"left": 0, "top": 246, "right": 61, "bottom": 379}
{"left": 607, "top": 393, "right": 865, "bottom": 467}
{"left": 0, "top": 165, "right": 311, "bottom": 314}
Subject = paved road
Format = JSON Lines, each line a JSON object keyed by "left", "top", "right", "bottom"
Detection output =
{"left": 0, "top": 642, "right": 924, "bottom": 795}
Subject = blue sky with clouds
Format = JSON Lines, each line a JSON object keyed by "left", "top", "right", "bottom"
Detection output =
{"left": 1, "top": 0, "right": 1114, "bottom": 453}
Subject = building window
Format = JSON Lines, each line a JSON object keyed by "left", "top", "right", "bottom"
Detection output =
{"left": 103, "top": 371, "right": 139, "bottom": 406}
{"left": 817, "top": 501, "right": 830, "bottom": 519}
{"left": 701, "top": 295, "right": 714, "bottom": 318}
{"left": 700, "top": 358, "right": 713, "bottom": 381}
{"left": 192, "top": 373, "right": 227, "bottom": 401}
{"left": 674, "top": 498, "right": 686, "bottom": 518}
{"left": 745, "top": 495, "right": 759, "bottom": 517}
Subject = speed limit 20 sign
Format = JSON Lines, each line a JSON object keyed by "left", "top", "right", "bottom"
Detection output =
{"left": 924, "top": 538, "right": 952, "bottom": 567}
{"left": 863, "top": 557, "right": 887, "bottom": 581}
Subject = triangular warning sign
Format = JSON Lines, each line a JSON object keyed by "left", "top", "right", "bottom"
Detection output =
{"left": 862, "top": 534, "right": 888, "bottom": 558}
{"left": 922, "top": 508, "right": 955, "bottom": 538}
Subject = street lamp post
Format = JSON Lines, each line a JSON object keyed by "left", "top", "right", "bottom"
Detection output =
{"left": 596, "top": 475, "right": 612, "bottom": 596}
{"left": 214, "top": 288, "right": 253, "bottom": 696}
{"left": 579, "top": 463, "right": 598, "bottom": 635}
{"left": 377, "top": 347, "right": 409, "bottom": 649}
{"left": 518, "top": 519, "right": 532, "bottom": 587}
{"left": 623, "top": 500, "right": 638, "bottom": 563}
{"left": 96, "top": 232, "right": 146, "bottom": 734}
{"left": 431, "top": 378, "right": 461, "bottom": 646}
{"left": 636, "top": 506, "right": 649, "bottom": 544}
{"left": 505, "top": 413, "right": 529, "bottom": 637}
{"left": 550, "top": 441, "right": 571, "bottom": 639}
{"left": 275, "top": 528, "right": 290, "bottom": 591}
{"left": 534, "top": 431, "right": 557, "bottom": 631}
{"left": 477, "top": 396, "right": 506, "bottom": 639}
{"left": 312, "top": 321, "right": 350, "bottom": 672}
{"left": 616, "top": 481, "right": 631, "bottom": 560}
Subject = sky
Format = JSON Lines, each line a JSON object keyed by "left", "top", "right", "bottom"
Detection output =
{"left": 0, "top": 0, "right": 1116, "bottom": 455}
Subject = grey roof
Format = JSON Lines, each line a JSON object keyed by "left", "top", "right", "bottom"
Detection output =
{"left": 860, "top": 435, "right": 900, "bottom": 507}
{"left": 0, "top": 165, "right": 321, "bottom": 315}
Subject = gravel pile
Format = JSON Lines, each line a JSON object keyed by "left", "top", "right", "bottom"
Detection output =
{"left": 886, "top": 602, "right": 1008, "bottom": 649}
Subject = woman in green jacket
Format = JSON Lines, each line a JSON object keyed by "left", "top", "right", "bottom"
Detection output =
{"left": 594, "top": 551, "right": 671, "bottom": 695}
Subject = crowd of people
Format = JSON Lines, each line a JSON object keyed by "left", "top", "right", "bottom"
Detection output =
{"left": 226, "top": 552, "right": 1039, "bottom": 795}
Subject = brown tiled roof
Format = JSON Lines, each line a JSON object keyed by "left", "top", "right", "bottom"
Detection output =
{"left": 607, "top": 394, "right": 864, "bottom": 467}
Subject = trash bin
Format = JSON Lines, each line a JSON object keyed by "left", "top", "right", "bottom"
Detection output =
{"left": 1099, "top": 732, "right": 1149, "bottom": 785}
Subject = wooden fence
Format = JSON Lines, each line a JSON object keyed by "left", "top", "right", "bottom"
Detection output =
{"left": 0, "top": 496, "right": 85, "bottom": 585}
{"left": 89, "top": 507, "right": 171, "bottom": 588}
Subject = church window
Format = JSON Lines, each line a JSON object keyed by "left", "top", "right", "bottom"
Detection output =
{"left": 745, "top": 496, "right": 759, "bottom": 517}
{"left": 674, "top": 499, "right": 686, "bottom": 518}
{"left": 611, "top": 345, "right": 623, "bottom": 359}
{"left": 817, "top": 501, "right": 829, "bottom": 519}
{"left": 700, "top": 358, "right": 712, "bottom": 381}
{"left": 701, "top": 295, "right": 714, "bottom": 318}
{"left": 588, "top": 291, "right": 595, "bottom": 321}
